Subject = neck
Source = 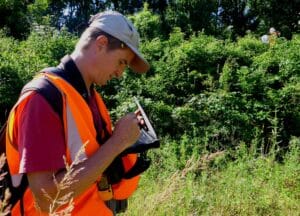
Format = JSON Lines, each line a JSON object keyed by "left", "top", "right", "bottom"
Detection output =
{"left": 70, "top": 51, "right": 92, "bottom": 95}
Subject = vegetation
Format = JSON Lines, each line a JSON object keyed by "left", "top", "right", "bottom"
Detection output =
{"left": 1, "top": 2, "right": 299, "bottom": 215}
{"left": 0, "top": 1, "right": 299, "bottom": 39}
{"left": 124, "top": 138, "right": 300, "bottom": 215}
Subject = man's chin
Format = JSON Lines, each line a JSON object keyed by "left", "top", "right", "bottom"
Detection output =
{"left": 95, "top": 79, "right": 108, "bottom": 86}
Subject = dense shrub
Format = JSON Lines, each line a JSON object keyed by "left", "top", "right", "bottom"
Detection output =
{"left": 0, "top": 28, "right": 76, "bottom": 126}
{"left": 129, "top": 3, "right": 162, "bottom": 41}
{"left": 103, "top": 30, "right": 300, "bottom": 156}
{"left": 1, "top": 25, "right": 299, "bottom": 157}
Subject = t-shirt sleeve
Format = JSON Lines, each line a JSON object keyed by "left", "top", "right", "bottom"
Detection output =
{"left": 17, "top": 92, "right": 66, "bottom": 173}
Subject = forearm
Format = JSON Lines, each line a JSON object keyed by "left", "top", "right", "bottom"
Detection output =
{"left": 28, "top": 112, "right": 140, "bottom": 212}
{"left": 58, "top": 135, "right": 126, "bottom": 196}
{"left": 28, "top": 135, "right": 127, "bottom": 212}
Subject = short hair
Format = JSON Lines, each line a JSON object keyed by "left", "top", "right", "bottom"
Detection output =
{"left": 75, "top": 26, "right": 126, "bottom": 51}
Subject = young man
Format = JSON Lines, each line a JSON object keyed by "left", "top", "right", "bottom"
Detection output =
{"left": 6, "top": 11, "right": 150, "bottom": 215}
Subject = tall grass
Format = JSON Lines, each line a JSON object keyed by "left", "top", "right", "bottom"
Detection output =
{"left": 41, "top": 142, "right": 87, "bottom": 215}
{"left": 1, "top": 134, "right": 299, "bottom": 216}
{"left": 0, "top": 153, "right": 11, "bottom": 215}
{"left": 123, "top": 137, "right": 300, "bottom": 216}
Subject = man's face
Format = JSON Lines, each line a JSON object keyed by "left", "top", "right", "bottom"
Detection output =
{"left": 94, "top": 44, "right": 135, "bottom": 86}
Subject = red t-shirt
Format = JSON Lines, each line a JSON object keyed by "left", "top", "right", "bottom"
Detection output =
{"left": 16, "top": 91, "right": 102, "bottom": 173}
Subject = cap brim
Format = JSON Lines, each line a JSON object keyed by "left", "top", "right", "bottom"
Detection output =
{"left": 126, "top": 44, "right": 150, "bottom": 73}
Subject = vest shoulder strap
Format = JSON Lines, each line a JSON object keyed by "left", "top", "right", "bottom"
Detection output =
{"left": 21, "top": 67, "right": 64, "bottom": 119}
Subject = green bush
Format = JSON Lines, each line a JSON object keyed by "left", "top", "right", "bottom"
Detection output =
{"left": 0, "top": 27, "right": 77, "bottom": 125}
{"left": 129, "top": 3, "right": 162, "bottom": 41}
{"left": 1, "top": 24, "right": 299, "bottom": 157}
{"left": 102, "top": 31, "right": 300, "bottom": 155}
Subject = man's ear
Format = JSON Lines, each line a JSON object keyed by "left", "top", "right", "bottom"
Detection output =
{"left": 96, "top": 35, "right": 108, "bottom": 48}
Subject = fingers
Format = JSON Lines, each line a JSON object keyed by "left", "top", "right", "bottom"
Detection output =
{"left": 129, "top": 112, "right": 140, "bottom": 126}
{"left": 137, "top": 115, "right": 145, "bottom": 125}
{"left": 134, "top": 109, "right": 147, "bottom": 129}
{"left": 134, "top": 109, "right": 141, "bottom": 116}
{"left": 113, "top": 113, "right": 140, "bottom": 149}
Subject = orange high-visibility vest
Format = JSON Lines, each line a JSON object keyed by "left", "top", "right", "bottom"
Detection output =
{"left": 6, "top": 73, "right": 140, "bottom": 215}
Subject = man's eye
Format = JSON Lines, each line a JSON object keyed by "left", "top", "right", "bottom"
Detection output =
{"left": 119, "top": 60, "right": 128, "bottom": 66}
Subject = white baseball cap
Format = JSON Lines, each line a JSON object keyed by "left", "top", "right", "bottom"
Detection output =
{"left": 89, "top": 11, "right": 150, "bottom": 73}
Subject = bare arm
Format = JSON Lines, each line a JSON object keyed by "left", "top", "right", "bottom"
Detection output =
{"left": 27, "top": 113, "right": 140, "bottom": 212}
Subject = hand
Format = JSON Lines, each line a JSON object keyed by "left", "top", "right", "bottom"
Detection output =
{"left": 135, "top": 110, "right": 148, "bottom": 130}
{"left": 112, "top": 113, "right": 140, "bottom": 151}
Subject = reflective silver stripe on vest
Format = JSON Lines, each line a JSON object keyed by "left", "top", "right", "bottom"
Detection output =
{"left": 66, "top": 101, "right": 88, "bottom": 162}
